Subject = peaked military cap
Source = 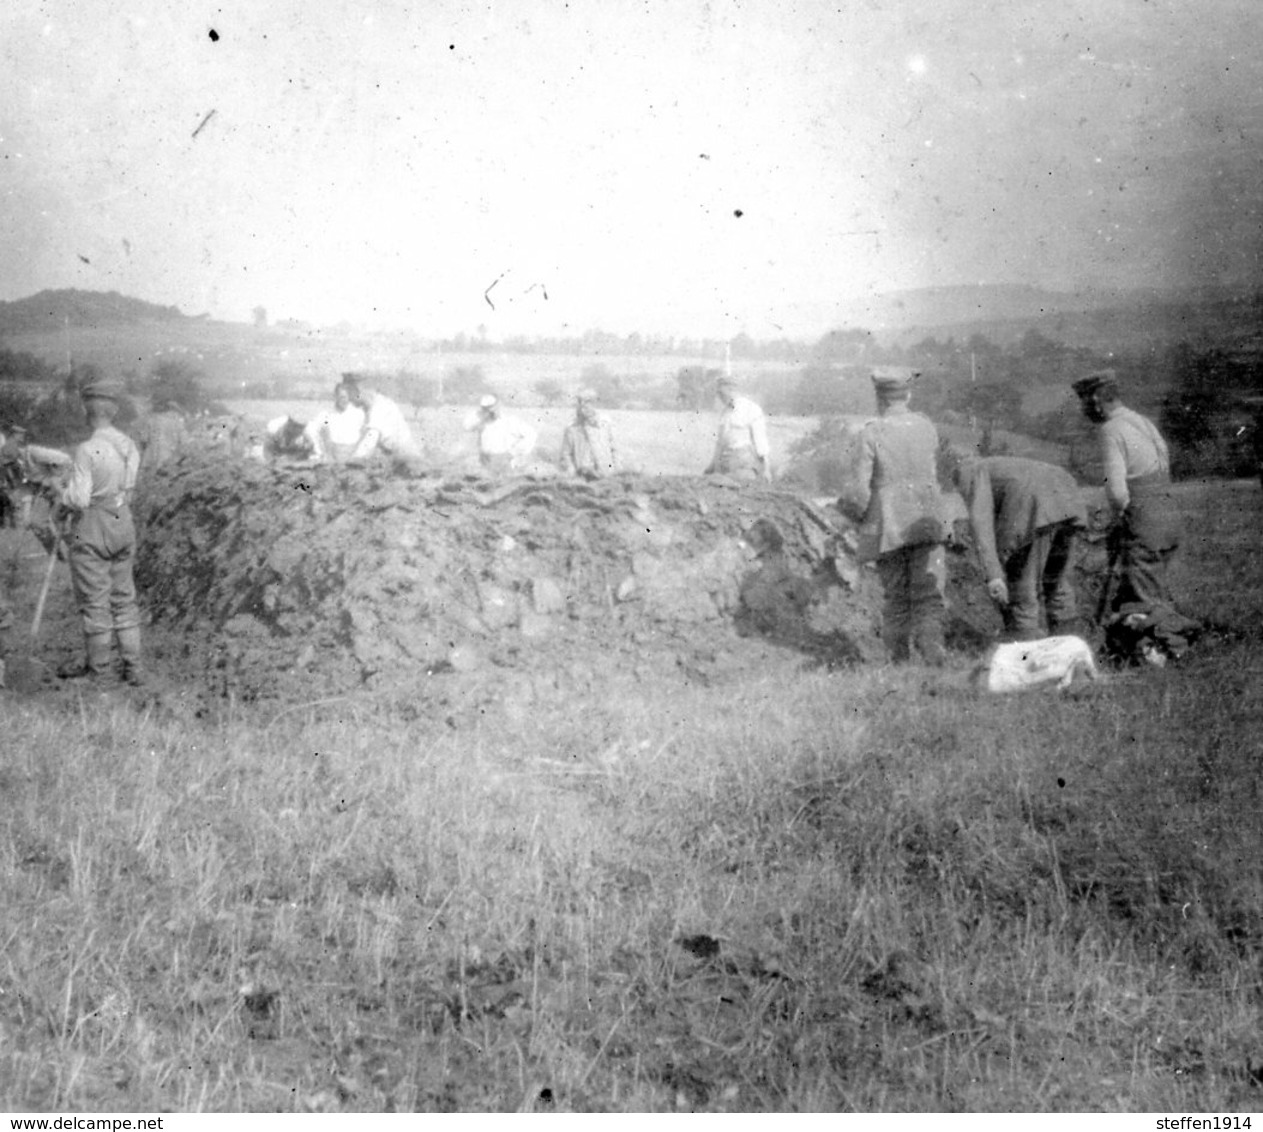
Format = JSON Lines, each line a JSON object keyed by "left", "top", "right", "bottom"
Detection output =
{"left": 871, "top": 365, "right": 920, "bottom": 392}
{"left": 80, "top": 378, "right": 127, "bottom": 403}
{"left": 1072, "top": 369, "right": 1119, "bottom": 399}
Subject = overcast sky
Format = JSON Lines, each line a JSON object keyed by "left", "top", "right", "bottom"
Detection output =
{"left": 2, "top": 0, "right": 1261, "bottom": 339}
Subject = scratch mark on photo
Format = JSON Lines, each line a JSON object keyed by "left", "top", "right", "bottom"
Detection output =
{"left": 192, "top": 109, "right": 217, "bottom": 139}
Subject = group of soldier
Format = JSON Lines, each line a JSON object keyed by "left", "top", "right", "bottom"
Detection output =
{"left": 0, "top": 359, "right": 1197, "bottom": 692}
{"left": 258, "top": 363, "right": 1200, "bottom": 671}
{"left": 837, "top": 366, "right": 1197, "bottom": 667}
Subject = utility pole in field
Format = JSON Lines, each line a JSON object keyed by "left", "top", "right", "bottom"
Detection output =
{"left": 969, "top": 351, "right": 978, "bottom": 432}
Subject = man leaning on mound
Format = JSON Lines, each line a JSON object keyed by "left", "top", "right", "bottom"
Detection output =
{"left": 341, "top": 375, "right": 423, "bottom": 465}
{"left": 705, "top": 376, "right": 773, "bottom": 483}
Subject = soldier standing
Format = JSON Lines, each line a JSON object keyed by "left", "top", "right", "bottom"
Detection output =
{"left": 57, "top": 379, "right": 145, "bottom": 685}
{"left": 953, "top": 455, "right": 1088, "bottom": 640}
{"left": 136, "top": 396, "right": 189, "bottom": 471}
{"left": 704, "top": 376, "right": 772, "bottom": 482}
{"left": 1072, "top": 370, "right": 1199, "bottom": 659}
{"left": 559, "top": 389, "right": 617, "bottom": 479}
{"left": 839, "top": 367, "right": 949, "bottom": 665}
{"left": 464, "top": 395, "right": 538, "bottom": 472}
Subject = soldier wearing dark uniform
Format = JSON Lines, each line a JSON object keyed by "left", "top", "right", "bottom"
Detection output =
{"left": 58, "top": 379, "right": 145, "bottom": 685}
{"left": 839, "top": 367, "right": 950, "bottom": 665}
{"left": 1072, "top": 370, "right": 1199, "bottom": 660}
{"left": 954, "top": 456, "right": 1088, "bottom": 640}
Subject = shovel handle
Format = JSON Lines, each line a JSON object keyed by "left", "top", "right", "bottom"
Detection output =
{"left": 30, "top": 537, "right": 62, "bottom": 640}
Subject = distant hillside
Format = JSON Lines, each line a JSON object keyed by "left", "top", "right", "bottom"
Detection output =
{"left": 1, "top": 284, "right": 1258, "bottom": 363}
{"left": 836, "top": 284, "right": 1086, "bottom": 332}
{"left": 0, "top": 289, "right": 191, "bottom": 336}
{"left": 833, "top": 283, "right": 1262, "bottom": 352}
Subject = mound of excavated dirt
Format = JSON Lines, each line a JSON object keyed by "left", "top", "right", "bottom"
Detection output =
{"left": 133, "top": 449, "right": 1008, "bottom": 709}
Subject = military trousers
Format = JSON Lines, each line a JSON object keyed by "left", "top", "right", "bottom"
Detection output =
{"left": 876, "top": 542, "right": 947, "bottom": 663}
{"left": 1004, "top": 520, "right": 1080, "bottom": 639}
{"left": 67, "top": 504, "right": 141, "bottom": 638}
{"left": 1111, "top": 475, "right": 1198, "bottom": 654}
{"left": 1114, "top": 476, "right": 1180, "bottom": 615}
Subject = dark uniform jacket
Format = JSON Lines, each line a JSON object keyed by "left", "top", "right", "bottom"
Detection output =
{"left": 957, "top": 456, "right": 1087, "bottom": 582}
{"left": 839, "top": 403, "right": 949, "bottom": 561}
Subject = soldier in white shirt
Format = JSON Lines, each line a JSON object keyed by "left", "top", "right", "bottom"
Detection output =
{"left": 704, "top": 376, "right": 772, "bottom": 482}
{"left": 58, "top": 380, "right": 144, "bottom": 685}
{"left": 1073, "top": 370, "right": 1199, "bottom": 660}
{"left": 463, "top": 395, "right": 537, "bottom": 473}
{"left": 304, "top": 383, "right": 367, "bottom": 463}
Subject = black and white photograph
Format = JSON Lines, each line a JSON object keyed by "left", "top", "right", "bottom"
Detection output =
{"left": 1, "top": 0, "right": 1261, "bottom": 1116}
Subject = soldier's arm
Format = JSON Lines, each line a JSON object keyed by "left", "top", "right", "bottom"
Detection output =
{"left": 837, "top": 431, "right": 874, "bottom": 521}
{"left": 704, "top": 422, "right": 724, "bottom": 474}
{"left": 62, "top": 447, "right": 93, "bottom": 511}
{"left": 751, "top": 413, "right": 772, "bottom": 480}
{"left": 303, "top": 417, "right": 326, "bottom": 460}
{"left": 968, "top": 468, "right": 1004, "bottom": 582}
{"left": 1101, "top": 427, "right": 1129, "bottom": 512}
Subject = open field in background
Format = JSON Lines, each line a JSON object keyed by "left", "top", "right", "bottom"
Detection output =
{"left": 1, "top": 476, "right": 1261, "bottom": 1111}
{"left": 5, "top": 322, "right": 808, "bottom": 403}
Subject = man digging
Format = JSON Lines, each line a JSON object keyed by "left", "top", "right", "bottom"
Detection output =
{"left": 1072, "top": 369, "right": 1201, "bottom": 664}
{"left": 953, "top": 455, "right": 1088, "bottom": 641}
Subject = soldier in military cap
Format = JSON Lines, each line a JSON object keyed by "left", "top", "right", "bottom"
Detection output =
{"left": 838, "top": 366, "right": 950, "bottom": 665}
{"left": 1072, "top": 369, "right": 1199, "bottom": 660}
{"left": 57, "top": 378, "right": 145, "bottom": 685}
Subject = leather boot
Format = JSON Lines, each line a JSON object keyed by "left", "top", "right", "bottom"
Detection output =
{"left": 117, "top": 626, "right": 145, "bottom": 687}
{"left": 58, "top": 632, "right": 113, "bottom": 680}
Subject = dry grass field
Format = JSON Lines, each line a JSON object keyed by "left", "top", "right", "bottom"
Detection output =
{"left": 1, "top": 421, "right": 1261, "bottom": 1111}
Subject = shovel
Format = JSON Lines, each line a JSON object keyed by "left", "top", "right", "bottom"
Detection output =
{"left": 3, "top": 533, "right": 62, "bottom": 694}
{"left": 1093, "top": 526, "right": 1123, "bottom": 628}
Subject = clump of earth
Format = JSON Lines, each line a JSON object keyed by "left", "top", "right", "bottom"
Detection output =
{"left": 132, "top": 448, "right": 1024, "bottom": 716}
